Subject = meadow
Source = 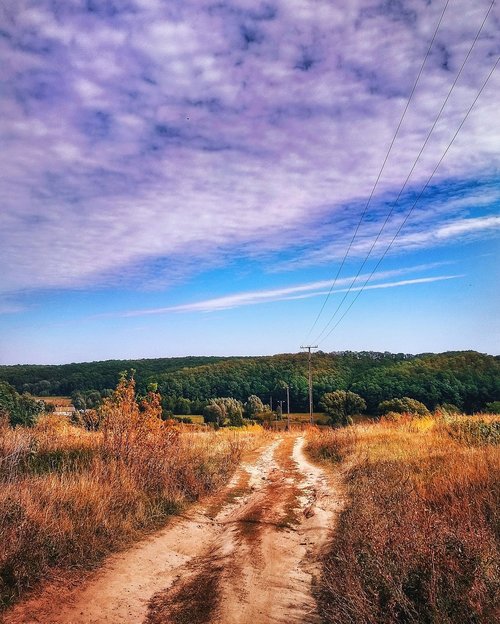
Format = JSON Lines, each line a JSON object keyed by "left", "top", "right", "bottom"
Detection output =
{"left": 307, "top": 413, "right": 500, "bottom": 624}
{"left": 0, "top": 378, "right": 264, "bottom": 609}
{"left": 2, "top": 372, "right": 499, "bottom": 622}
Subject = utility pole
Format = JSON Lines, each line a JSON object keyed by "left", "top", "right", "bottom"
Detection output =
{"left": 277, "top": 400, "right": 284, "bottom": 418}
{"left": 286, "top": 384, "right": 290, "bottom": 430}
{"left": 300, "top": 345, "right": 317, "bottom": 424}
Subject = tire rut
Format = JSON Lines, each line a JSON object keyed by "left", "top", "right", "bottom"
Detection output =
{"left": 3, "top": 434, "right": 342, "bottom": 624}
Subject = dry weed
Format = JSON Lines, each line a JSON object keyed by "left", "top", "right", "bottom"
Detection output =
{"left": 308, "top": 415, "right": 500, "bottom": 623}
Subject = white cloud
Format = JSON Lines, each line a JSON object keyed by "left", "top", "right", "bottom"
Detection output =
{"left": 118, "top": 268, "right": 462, "bottom": 316}
{"left": 0, "top": 0, "right": 498, "bottom": 295}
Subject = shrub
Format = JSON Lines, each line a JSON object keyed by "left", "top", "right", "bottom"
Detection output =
{"left": 436, "top": 402, "right": 462, "bottom": 415}
{"left": 203, "top": 397, "right": 244, "bottom": 427}
{"left": 378, "top": 396, "right": 430, "bottom": 417}
{"left": 485, "top": 401, "right": 500, "bottom": 414}
{"left": 380, "top": 410, "right": 405, "bottom": 423}
{"left": 445, "top": 417, "right": 500, "bottom": 446}
{"left": 0, "top": 382, "right": 44, "bottom": 427}
{"left": 244, "top": 395, "right": 265, "bottom": 418}
{"left": 320, "top": 391, "right": 366, "bottom": 426}
{"left": 0, "top": 376, "right": 263, "bottom": 608}
{"left": 307, "top": 427, "right": 356, "bottom": 463}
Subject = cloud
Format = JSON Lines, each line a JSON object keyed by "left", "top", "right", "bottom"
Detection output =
{"left": 274, "top": 198, "right": 500, "bottom": 270}
{"left": 0, "top": 0, "right": 499, "bottom": 294}
{"left": 117, "top": 265, "right": 461, "bottom": 315}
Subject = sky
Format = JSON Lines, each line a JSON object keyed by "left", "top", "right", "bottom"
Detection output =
{"left": 0, "top": 0, "right": 499, "bottom": 364}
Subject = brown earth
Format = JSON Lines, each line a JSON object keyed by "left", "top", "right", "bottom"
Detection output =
{"left": 2, "top": 433, "right": 342, "bottom": 624}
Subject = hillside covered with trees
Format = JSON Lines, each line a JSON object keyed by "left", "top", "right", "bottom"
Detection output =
{"left": 0, "top": 356, "right": 229, "bottom": 397}
{"left": 0, "top": 351, "right": 498, "bottom": 415}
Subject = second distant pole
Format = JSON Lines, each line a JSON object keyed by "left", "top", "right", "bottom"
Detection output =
{"left": 300, "top": 345, "right": 317, "bottom": 425}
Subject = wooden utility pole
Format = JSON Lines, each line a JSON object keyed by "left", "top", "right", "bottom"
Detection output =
{"left": 277, "top": 400, "right": 284, "bottom": 421}
{"left": 300, "top": 346, "right": 317, "bottom": 424}
{"left": 286, "top": 384, "right": 290, "bottom": 430}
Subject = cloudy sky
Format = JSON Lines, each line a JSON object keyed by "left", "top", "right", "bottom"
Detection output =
{"left": 0, "top": 0, "right": 499, "bottom": 364}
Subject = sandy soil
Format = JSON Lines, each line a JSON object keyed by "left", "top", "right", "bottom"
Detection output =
{"left": 3, "top": 433, "right": 342, "bottom": 624}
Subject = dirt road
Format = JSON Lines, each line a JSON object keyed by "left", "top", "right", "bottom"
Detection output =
{"left": 4, "top": 433, "right": 341, "bottom": 624}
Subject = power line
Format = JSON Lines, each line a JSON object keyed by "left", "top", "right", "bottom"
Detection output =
{"left": 318, "top": 54, "right": 499, "bottom": 345}
{"left": 304, "top": 0, "right": 451, "bottom": 341}
{"left": 313, "top": 0, "right": 495, "bottom": 344}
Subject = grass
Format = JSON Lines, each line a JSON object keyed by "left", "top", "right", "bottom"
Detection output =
{"left": 307, "top": 414, "right": 500, "bottom": 624}
{"left": 287, "top": 412, "right": 329, "bottom": 424}
{"left": 174, "top": 414, "right": 205, "bottom": 424}
{"left": 0, "top": 380, "right": 264, "bottom": 610}
{"left": 34, "top": 396, "right": 73, "bottom": 406}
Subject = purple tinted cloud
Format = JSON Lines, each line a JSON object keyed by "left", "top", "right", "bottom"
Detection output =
{"left": 0, "top": 0, "right": 499, "bottom": 294}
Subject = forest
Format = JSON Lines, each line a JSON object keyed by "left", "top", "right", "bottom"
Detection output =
{"left": 0, "top": 351, "right": 498, "bottom": 417}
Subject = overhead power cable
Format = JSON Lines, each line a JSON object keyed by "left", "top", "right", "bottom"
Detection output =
{"left": 313, "top": 0, "right": 495, "bottom": 344}
{"left": 304, "top": 0, "right": 451, "bottom": 340}
{"left": 318, "top": 54, "right": 499, "bottom": 345}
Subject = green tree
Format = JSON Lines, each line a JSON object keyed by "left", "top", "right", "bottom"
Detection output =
{"left": 378, "top": 397, "right": 430, "bottom": 417}
{"left": 320, "top": 390, "right": 366, "bottom": 426}
{"left": 203, "top": 397, "right": 244, "bottom": 427}
{"left": 203, "top": 402, "right": 224, "bottom": 427}
{"left": 0, "top": 381, "right": 44, "bottom": 427}
{"left": 485, "top": 401, "right": 500, "bottom": 414}
{"left": 244, "top": 395, "right": 265, "bottom": 418}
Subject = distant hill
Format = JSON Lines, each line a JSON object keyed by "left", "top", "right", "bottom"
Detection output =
{"left": 154, "top": 351, "right": 500, "bottom": 413}
{"left": 0, "top": 351, "right": 498, "bottom": 414}
{"left": 0, "top": 356, "right": 232, "bottom": 396}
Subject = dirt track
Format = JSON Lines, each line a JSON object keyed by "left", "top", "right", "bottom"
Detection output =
{"left": 4, "top": 433, "right": 341, "bottom": 624}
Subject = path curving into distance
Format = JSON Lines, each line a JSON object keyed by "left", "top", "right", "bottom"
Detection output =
{"left": 4, "top": 433, "right": 343, "bottom": 624}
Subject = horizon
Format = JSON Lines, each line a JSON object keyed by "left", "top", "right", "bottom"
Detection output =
{"left": 1, "top": 1, "right": 499, "bottom": 365}
{"left": 1, "top": 347, "right": 498, "bottom": 369}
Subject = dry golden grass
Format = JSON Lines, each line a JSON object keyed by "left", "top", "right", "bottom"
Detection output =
{"left": 0, "top": 379, "right": 264, "bottom": 609}
{"left": 307, "top": 414, "right": 500, "bottom": 624}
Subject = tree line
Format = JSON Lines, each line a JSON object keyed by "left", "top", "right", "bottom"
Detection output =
{"left": 0, "top": 351, "right": 498, "bottom": 418}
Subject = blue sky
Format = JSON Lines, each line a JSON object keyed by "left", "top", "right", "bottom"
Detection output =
{"left": 0, "top": 0, "right": 499, "bottom": 364}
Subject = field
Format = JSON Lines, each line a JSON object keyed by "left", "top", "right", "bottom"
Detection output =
{"left": 173, "top": 413, "right": 330, "bottom": 427}
{"left": 1, "top": 378, "right": 499, "bottom": 623}
{"left": 34, "top": 396, "right": 73, "bottom": 407}
{"left": 0, "top": 380, "right": 264, "bottom": 610}
{"left": 307, "top": 413, "right": 500, "bottom": 623}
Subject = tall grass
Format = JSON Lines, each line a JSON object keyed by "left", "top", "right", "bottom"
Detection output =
{"left": 0, "top": 378, "right": 263, "bottom": 609}
{"left": 308, "top": 415, "right": 500, "bottom": 623}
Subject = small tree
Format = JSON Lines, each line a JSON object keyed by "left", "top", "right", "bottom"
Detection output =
{"left": 320, "top": 390, "right": 366, "bottom": 426}
{"left": 203, "top": 397, "right": 244, "bottom": 427}
{"left": 0, "top": 381, "right": 44, "bottom": 427}
{"left": 204, "top": 402, "right": 225, "bottom": 427}
{"left": 244, "top": 395, "right": 264, "bottom": 419}
{"left": 378, "top": 397, "right": 430, "bottom": 417}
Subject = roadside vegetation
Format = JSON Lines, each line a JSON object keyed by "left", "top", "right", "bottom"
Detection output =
{"left": 307, "top": 411, "right": 500, "bottom": 623}
{"left": 0, "top": 375, "right": 264, "bottom": 610}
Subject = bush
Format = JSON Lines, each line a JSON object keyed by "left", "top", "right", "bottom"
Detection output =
{"left": 485, "top": 401, "right": 500, "bottom": 414}
{"left": 436, "top": 402, "right": 462, "bottom": 415}
{"left": 244, "top": 395, "right": 265, "bottom": 418}
{"left": 380, "top": 410, "right": 405, "bottom": 423}
{"left": 0, "top": 376, "right": 263, "bottom": 608}
{"left": 320, "top": 391, "right": 366, "bottom": 426}
{"left": 445, "top": 418, "right": 500, "bottom": 446}
{"left": 378, "top": 396, "right": 430, "bottom": 417}
{"left": 203, "top": 398, "right": 244, "bottom": 427}
{"left": 0, "top": 382, "right": 45, "bottom": 428}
